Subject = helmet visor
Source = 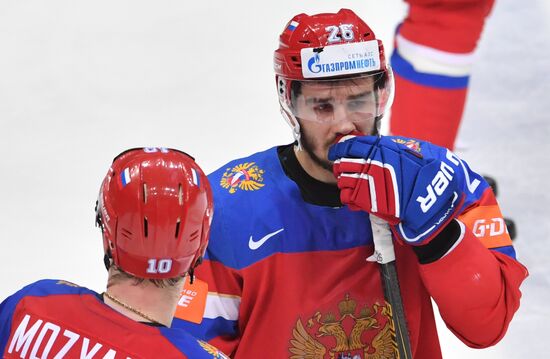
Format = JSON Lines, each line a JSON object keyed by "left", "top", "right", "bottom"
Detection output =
{"left": 287, "top": 69, "right": 393, "bottom": 124}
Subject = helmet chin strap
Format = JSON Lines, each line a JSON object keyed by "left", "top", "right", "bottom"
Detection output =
{"left": 277, "top": 75, "right": 303, "bottom": 150}
{"left": 374, "top": 115, "right": 382, "bottom": 136}
{"left": 280, "top": 106, "right": 302, "bottom": 150}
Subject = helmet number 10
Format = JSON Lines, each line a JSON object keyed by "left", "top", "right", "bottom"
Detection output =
{"left": 326, "top": 24, "right": 354, "bottom": 43}
{"left": 146, "top": 259, "right": 173, "bottom": 274}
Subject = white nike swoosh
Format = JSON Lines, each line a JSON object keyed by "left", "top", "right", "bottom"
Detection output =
{"left": 248, "top": 228, "right": 285, "bottom": 250}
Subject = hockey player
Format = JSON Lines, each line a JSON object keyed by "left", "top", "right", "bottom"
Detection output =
{"left": 390, "top": 0, "right": 518, "bottom": 240}
{"left": 174, "top": 9, "right": 527, "bottom": 358}
{"left": 390, "top": 0, "right": 495, "bottom": 150}
{"left": 0, "top": 148, "right": 228, "bottom": 358}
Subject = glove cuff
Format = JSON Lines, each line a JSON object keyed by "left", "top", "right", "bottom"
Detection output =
{"left": 412, "top": 219, "right": 464, "bottom": 264}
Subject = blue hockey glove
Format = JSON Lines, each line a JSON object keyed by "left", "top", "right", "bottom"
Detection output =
{"left": 329, "top": 135, "right": 483, "bottom": 245}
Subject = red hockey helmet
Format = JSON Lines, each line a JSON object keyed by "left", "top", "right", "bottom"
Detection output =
{"left": 95, "top": 147, "right": 213, "bottom": 279}
{"left": 274, "top": 9, "right": 394, "bottom": 133}
{"left": 274, "top": 9, "right": 388, "bottom": 80}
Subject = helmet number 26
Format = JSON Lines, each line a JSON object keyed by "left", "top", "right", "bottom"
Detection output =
{"left": 146, "top": 259, "right": 173, "bottom": 274}
{"left": 326, "top": 24, "right": 354, "bottom": 43}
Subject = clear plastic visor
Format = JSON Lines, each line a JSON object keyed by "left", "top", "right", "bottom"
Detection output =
{"left": 287, "top": 69, "right": 394, "bottom": 124}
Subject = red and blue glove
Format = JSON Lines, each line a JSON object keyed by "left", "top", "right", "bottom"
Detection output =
{"left": 329, "top": 135, "right": 484, "bottom": 245}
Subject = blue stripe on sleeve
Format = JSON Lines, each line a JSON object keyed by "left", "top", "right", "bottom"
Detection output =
{"left": 0, "top": 292, "right": 18, "bottom": 353}
{"left": 391, "top": 51, "right": 470, "bottom": 89}
{"left": 491, "top": 245, "right": 517, "bottom": 260}
{"left": 172, "top": 316, "right": 238, "bottom": 342}
{"left": 159, "top": 327, "right": 223, "bottom": 358}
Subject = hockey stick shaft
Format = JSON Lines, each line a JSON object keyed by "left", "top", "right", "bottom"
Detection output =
{"left": 369, "top": 215, "right": 413, "bottom": 358}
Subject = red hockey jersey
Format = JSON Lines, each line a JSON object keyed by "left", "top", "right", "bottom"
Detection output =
{"left": 0, "top": 280, "right": 227, "bottom": 358}
{"left": 174, "top": 146, "right": 527, "bottom": 358}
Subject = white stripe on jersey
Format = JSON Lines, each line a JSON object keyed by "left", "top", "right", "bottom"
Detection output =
{"left": 396, "top": 33, "right": 476, "bottom": 77}
{"left": 203, "top": 293, "right": 241, "bottom": 321}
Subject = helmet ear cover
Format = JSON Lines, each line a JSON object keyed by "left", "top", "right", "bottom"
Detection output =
{"left": 103, "top": 250, "right": 112, "bottom": 272}
{"left": 95, "top": 147, "right": 213, "bottom": 280}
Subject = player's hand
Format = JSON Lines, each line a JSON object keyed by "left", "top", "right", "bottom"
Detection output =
{"left": 328, "top": 135, "right": 481, "bottom": 245}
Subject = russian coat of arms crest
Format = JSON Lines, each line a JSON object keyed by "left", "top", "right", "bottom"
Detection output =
{"left": 220, "top": 162, "right": 265, "bottom": 194}
{"left": 289, "top": 294, "right": 398, "bottom": 359}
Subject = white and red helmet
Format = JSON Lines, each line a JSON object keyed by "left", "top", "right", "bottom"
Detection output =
{"left": 95, "top": 147, "right": 213, "bottom": 279}
{"left": 274, "top": 9, "right": 394, "bottom": 135}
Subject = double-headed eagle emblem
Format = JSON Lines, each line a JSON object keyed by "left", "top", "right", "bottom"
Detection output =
{"left": 392, "top": 138, "right": 421, "bottom": 153}
{"left": 197, "top": 340, "right": 230, "bottom": 358}
{"left": 220, "top": 162, "right": 265, "bottom": 194}
{"left": 289, "top": 295, "right": 397, "bottom": 359}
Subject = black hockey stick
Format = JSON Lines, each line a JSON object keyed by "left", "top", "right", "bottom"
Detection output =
{"left": 369, "top": 215, "right": 413, "bottom": 358}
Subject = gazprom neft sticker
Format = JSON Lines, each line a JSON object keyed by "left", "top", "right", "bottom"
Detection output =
{"left": 300, "top": 40, "right": 381, "bottom": 79}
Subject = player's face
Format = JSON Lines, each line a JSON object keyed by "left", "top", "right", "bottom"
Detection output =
{"left": 294, "top": 77, "right": 377, "bottom": 171}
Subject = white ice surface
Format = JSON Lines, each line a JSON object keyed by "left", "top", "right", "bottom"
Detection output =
{"left": 1, "top": 1, "right": 548, "bottom": 357}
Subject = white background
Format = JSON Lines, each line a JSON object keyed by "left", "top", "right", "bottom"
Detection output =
{"left": 1, "top": 1, "right": 549, "bottom": 357}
